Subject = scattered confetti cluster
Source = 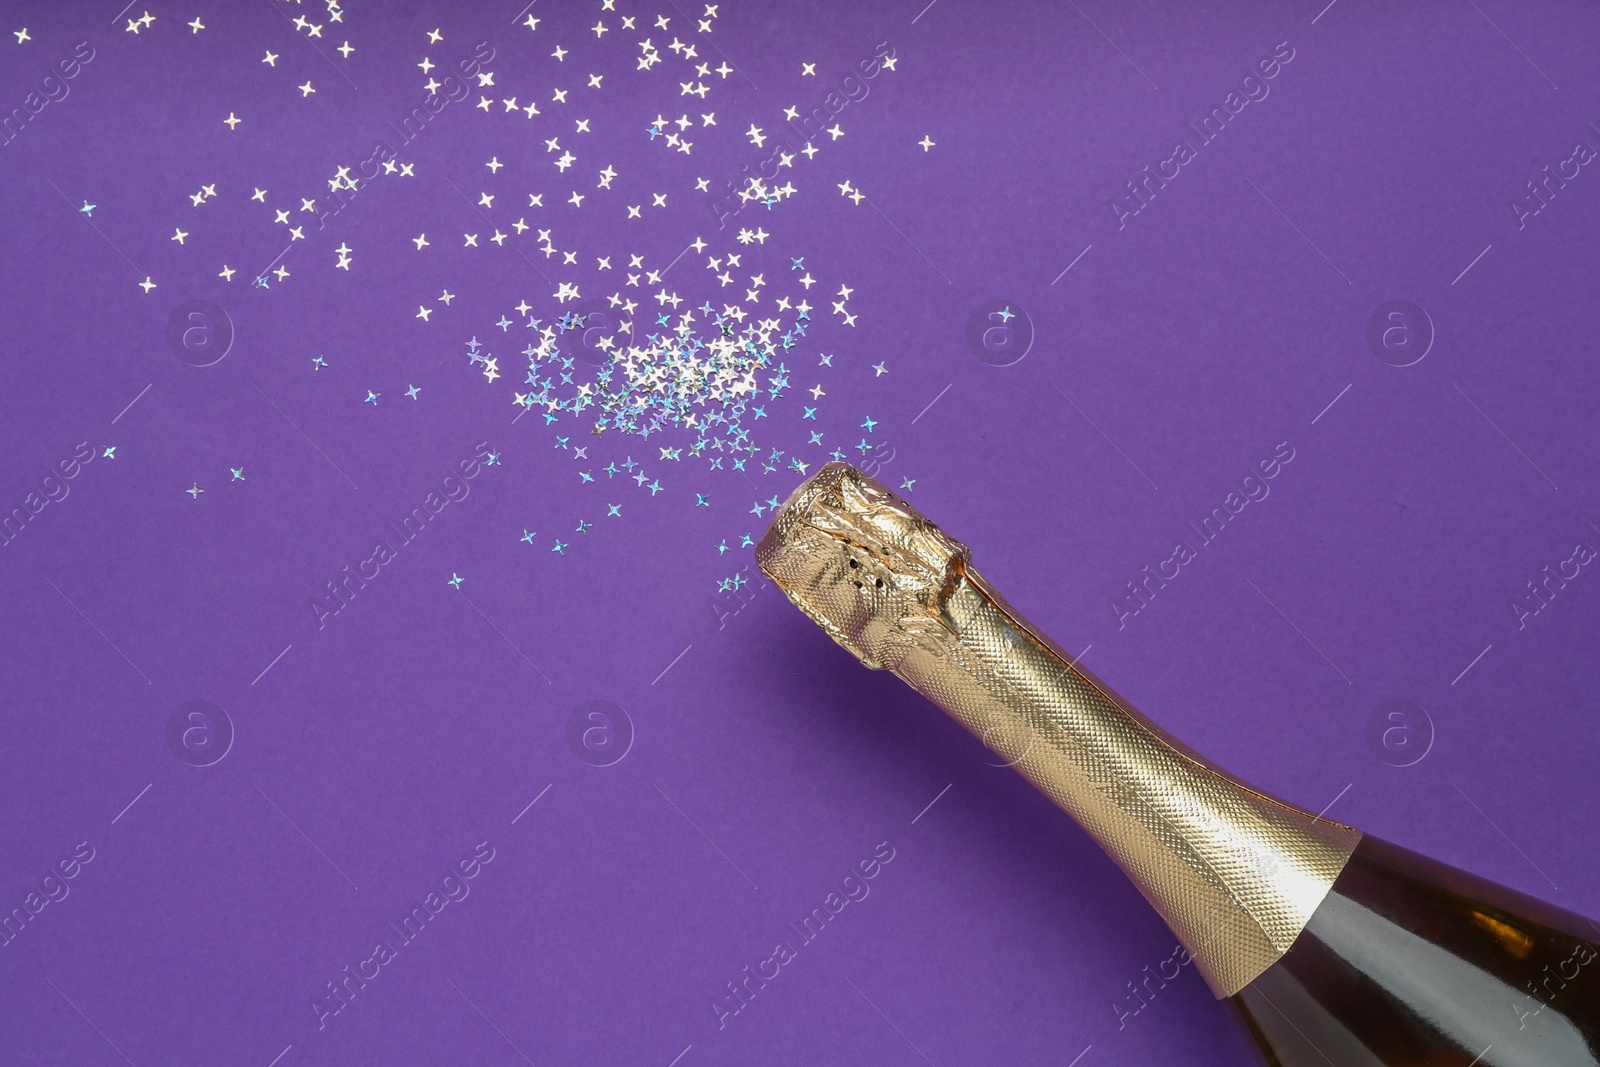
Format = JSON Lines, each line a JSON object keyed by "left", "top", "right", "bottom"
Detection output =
{"left": 76, "top": 0, "right": 919, "bottom": 593}
{"left": 420, "top": 5, "right": 908, "bottom": 589}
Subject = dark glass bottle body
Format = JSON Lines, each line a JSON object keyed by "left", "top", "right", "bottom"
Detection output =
{"left": 1232, "top": 835, "right": 1600, "bottom": 1065}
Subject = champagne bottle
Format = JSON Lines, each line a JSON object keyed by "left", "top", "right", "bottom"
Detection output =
{"left": 756, "top": 462, "right": 1600, "bottom": 1066}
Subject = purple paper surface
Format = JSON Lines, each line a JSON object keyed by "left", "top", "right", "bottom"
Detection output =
{"left": 3, "top": 2, "right": 1599, "bottom": 1064}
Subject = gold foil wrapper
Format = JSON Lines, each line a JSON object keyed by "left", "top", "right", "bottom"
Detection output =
{"left": 756, "top": 462, "right": 1361, "bottom": 997}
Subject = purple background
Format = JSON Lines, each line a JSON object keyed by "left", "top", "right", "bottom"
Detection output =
{"left": 3, "top": 1, "right": 1599, "bottom": 1064}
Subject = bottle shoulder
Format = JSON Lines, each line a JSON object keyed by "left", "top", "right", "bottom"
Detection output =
{"left": 1233, "top": 834, "right": 1600, "bottom": 1065}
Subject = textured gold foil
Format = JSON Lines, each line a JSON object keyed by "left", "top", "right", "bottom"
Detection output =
{"left": 756, "top": 462, "right": 1362, "bottom": 997}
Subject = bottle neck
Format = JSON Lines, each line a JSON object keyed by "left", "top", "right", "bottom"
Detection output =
{"left": 884, "top": 560, "right": 1362, "bottom": 997}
